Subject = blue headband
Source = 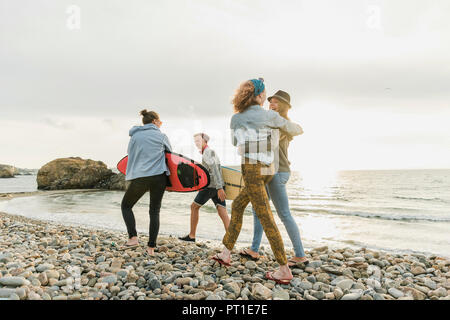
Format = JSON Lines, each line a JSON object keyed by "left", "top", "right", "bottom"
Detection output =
{"left": 250, "top": 79, "right": 265, "bottom": 96}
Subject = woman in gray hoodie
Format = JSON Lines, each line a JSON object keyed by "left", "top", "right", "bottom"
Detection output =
{"left": 121, "top": 109, "right": 172, "bottom": 256}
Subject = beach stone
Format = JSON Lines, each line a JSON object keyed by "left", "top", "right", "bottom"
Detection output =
{"left": 429, "top": 287, "right": 447, "bottom": 298}
{"left": 411, "top": 266, "right": 426, "bottom": 275}
{"left": 0, "top": 253, "right": 13, "bottom": 263}
{"left": 206, "top": 294, "right": 222, "bottom": 300}
{"left": 215, "top": 269, "right": 227, "bottom": 278}
{"left": 116, "top": 270, "right": 129, "bottom": 278}
{"left": 423, "top": 279, "right": 437, "bottom": 290}
{"left": 401, "top": 287, "right": 427, "bottom": 300}
{"left": 155, "top": 263, "right": 173, "bottom": 272}
{"left": 8, "top": 293, "right": 21, "bottom": 300}
{"left": 414, "top": 285, "right": 430, "bottom": 294}
{"left": 337, "top": 279, "right": 354, "bottom": 291}
{"left": 373, "top": 293, "right": 385, "bottom": 300}
{"left": 313, "top": 246, "right": 328, "bottom": 252}
{"left": 341, "top": 292, "right": 361, "bottom": 300}
{"left": 149, "top": 279, "right": 161, "bottom": 290}
{"left": 333, "top": 288, "right": 343, "bottom": 299}
{"left": 367, "top": 265, "right": 381, "bottom": 280}
{"left": 309, "top": 261, "right": 322, "bottom": 269}
{"left": 304, "top": 293, "right": 318, "bottom": 300}
{"left": 311, "top": 290, "right": 325, "bottom": 300}
{"left": 0, "top": 277, "right": 30, "bottom": 287}
{"left": 388, "top": 288, "right": 404, "bottom": 298}
{"left": 353, "top": 282, "right": 366, "bottom": 290}
{"left": 87, "top": 278, "right": 97, "bottom": 287}
{"left": 316, "top": 273, "right": 330, "bottom": 283}
{"left": 290, "top": 278, "right": 302, "bottom": 288}
{"left": 366, "top": 278, "right": 381, "bottom": 289}
{"left": 176, "top": 277, "right": 193, "bottom": 287}
{"left": 298, "top": 281, "right": 313, "bottom": 290}
{"left": 272, "top": 288, "right": 290, "bottom": 300}
{"left": 325, "top": 292, "right": 335, "bottom": 300}
{"left": 252, "top": 283, "right": 272, "bottom": 300}
{"left": 245, "top": 261, "right": 257, "bottom": 270}
{"left": 110, "top": 286, "right": 121, "bottom": 295}
{"left": 321, "top": 265, "right": 343, "bottom": 275}
{"left": 224, "top": 282, "right": 241, "bottom": 296}
{"left": 331, "top": 252, "right": 344, "bottom": 260}
{"left": 45, "top": 270, "right": 59, "bottom": 279}
{"left": 0, "top": 288, "right": 16, "bottom": 298}
{"left": 101, "top": 275, "right": 118, "bottom": 285}
{"left": 36, "top": 263, "right": 54, "bottom": 273}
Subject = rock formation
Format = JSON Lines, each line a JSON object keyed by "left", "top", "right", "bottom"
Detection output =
{"left": 37, "top": 157, "right": 115, "bottom": 190}
{"left": 0, "top": 164, "right": 15, "bottom": 178}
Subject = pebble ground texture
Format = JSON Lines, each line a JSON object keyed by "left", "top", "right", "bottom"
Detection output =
{"left": 0, "top": 211, "right": 449, "bottom": 301}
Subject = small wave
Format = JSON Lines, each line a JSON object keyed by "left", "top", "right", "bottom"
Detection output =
{"left": 394, "top": 196, "right": 445, "bottom": 203}
{"left": 291, "top": 207, "right": 450, "bottom": 223}
{"left": 290, "top": 196, "right": 350, "bottom": 202}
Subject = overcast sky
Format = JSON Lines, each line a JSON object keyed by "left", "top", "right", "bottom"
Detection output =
{"left": 1, "top": 0, "right": 449, "bottom": 171}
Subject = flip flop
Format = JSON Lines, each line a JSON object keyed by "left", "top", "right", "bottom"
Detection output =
{"left": 265, "top": 271, "right": 292, "bottom": 285}
{"left": 288, "top": 258, "right": 310, "bottom": 268}
{"left": 118, "top": 243, "right": 139, "bottom": 251}
{"left": 211, "top": 254, "right": 231, "bottom": 267}
{"left": 239, "top": 249, "right": 260, "bottom": 261}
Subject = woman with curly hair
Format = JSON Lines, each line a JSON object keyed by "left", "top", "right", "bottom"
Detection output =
{"left": 212, "top": 78, "right": 303, "bottom": 284}
{"left": 240, "top": 90, "right": 309, "bottom": 267}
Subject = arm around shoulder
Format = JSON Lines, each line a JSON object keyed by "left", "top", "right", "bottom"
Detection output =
{"left": 269, "top": 111, "right": 304, "bottom": 137}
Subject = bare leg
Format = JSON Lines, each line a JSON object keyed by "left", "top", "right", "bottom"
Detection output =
{"left": 189, "top": 202, "right": 201, "bottom": 238}
{"left": 216, "top": 205, "right": 230, "bottom": 231}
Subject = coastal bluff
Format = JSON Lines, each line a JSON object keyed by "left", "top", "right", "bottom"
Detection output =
{"left": 37, "top": 157, "right": 126, "bottom": 191}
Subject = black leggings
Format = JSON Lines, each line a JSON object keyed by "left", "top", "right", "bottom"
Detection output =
{"left": 121, "top": 174, "right": 167, "bottom": 248}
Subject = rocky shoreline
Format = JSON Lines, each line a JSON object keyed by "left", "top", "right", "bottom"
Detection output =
{"left": 1, "top": 210, "right": 449, "bottom": 301}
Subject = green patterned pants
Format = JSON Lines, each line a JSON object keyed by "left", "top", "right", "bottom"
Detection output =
{"left": 222, "top": 162, "right": 288, "bottom": 265}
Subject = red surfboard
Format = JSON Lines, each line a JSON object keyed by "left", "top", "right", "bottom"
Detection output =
{"left": 117, "top": 151, "right": 210, "bottom": 192}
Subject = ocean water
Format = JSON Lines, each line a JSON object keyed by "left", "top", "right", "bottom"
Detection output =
{"left": 0, "top": 175, "right": 37, "bottom": 193}
{"left": 0, "top": 170, "right": 449, "bottom": 257}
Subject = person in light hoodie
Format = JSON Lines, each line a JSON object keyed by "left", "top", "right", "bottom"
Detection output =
{"left": 121, "top": 109, "right": 172, "bottom": 256}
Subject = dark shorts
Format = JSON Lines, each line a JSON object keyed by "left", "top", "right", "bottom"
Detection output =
{"left": 193, "top": 188, "right": 226, "bottom": 208}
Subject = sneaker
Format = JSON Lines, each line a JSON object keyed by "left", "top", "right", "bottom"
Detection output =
{"left": 178, "top": 235, "right": 195, "bottom": 242}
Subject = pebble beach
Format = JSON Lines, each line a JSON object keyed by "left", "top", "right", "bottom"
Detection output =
{"left": 1, "top": 206, "right": 449, "bottom": 301}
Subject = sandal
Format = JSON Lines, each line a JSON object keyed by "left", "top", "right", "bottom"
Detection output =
{"left": 288, "top": 258, "right": 309, "bottom": 268}
{"left": 265, "top": 271, "right": 292, "bottom": 285}
{"left": 118, "top": 243, "right": 139, "bottom": 251}
{"left": 211, "top": 254, "right": 231, "bottom": 267}
{"left": 239, "top": 248, "right": 260, "bottom": 261}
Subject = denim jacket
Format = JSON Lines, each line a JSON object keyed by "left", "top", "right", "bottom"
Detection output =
{"left": 230, "top": 105, "right": 303, "bottom": 165}
{"left": 125, "top": 123, "right": 172, "bottom": 181}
